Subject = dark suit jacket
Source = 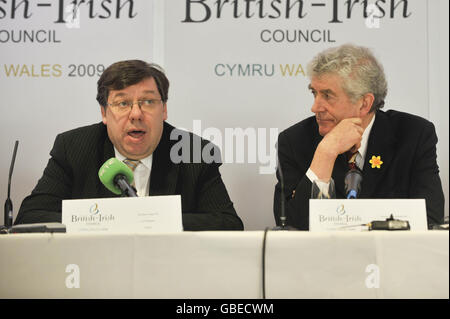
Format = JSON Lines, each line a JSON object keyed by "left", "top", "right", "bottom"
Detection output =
{"left": 15, "top": 121, "right": 244, "bottom": 231}
{"left": 274, "top": 110, "right": 445, "bottom": 230}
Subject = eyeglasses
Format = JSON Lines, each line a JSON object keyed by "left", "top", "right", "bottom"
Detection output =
{"left": 106, "top": 99, "right": 163, "bottom": 114}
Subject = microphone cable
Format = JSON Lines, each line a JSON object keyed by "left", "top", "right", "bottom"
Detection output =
{"left": 262, "top": 227, "right": 270, "bottom": 299}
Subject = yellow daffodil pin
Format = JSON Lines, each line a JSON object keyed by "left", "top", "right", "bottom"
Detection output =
{"left": 369, "top": 155, "right": 383, "bottom": 169}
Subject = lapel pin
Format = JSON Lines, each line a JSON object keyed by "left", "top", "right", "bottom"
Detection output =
{"left": 369, "top": 155, "right": 383, "bottom": 169}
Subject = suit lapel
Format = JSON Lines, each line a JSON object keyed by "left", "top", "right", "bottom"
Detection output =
{"left": 149, "top": 122, "right": 179, "bottom": 196}
{"left": 360, "top": 111, "right": 396, "bottom": 198}
{"left": 98, "top": 127, "right": 118, "bottom": 198}
{"left": 332, "top": 153, "right": 349, "bottom": 197}
{"left": 88, "top": 124, "right": 119, "bottom": 198}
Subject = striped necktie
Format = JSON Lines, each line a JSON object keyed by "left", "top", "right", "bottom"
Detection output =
{"left": 123, "top": 159, "right": 140, "bottom": 187}
{"left": 123, "top": 159, "right": 140, "bottom": 172}
{"left": 348, "top": 152, "right": 363, "bottom": 171}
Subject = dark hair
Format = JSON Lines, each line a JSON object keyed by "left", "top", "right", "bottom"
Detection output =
{"left": 96, "top": 60, "right": 169, "bottom": 106}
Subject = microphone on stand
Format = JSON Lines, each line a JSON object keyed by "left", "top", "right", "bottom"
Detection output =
{"left": 98, "top": 158, "right": 138, "bottom": 197}
{"left": 263, "top": 139, "right": 297, "bottom": 299}
{"left": 272, "top": 142, "right": 297, "bottom": 231}
{"left": 2, "top": 140, "right": 67, "bottom": 234}
{"left": 344, "top": 151, "right": 363, "bottom": 199}
{"left": 264, "top": 147, "right": 362, "bottom": 298}
{"left": 4, "top": 141, "right": 19, "bottom": 229}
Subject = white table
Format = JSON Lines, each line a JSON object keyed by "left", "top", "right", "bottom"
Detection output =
{"left": 0, "top": 231, "right": 447, "bottom": 298}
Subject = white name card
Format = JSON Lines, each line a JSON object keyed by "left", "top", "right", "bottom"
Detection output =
{"left": 62, "top": 195, "right": 183, "bottom": 233}
{"left": 309, "top": 199, "right": 428, "bottom": 232}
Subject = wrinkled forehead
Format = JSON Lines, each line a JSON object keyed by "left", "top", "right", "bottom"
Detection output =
{"left": 309, "top": 74, "right": 345, "bottom": 92}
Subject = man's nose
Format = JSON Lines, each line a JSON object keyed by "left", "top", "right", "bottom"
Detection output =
{"left": 311, "top": 96, "right": 325, "bottom": 113}
{"left": 129, "top": 103, "right": 143, "bottom": 120}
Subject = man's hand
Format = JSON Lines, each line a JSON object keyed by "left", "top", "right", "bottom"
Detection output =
{"left": 320, "top": 118, "right": 364, "bottom": 156}
{"left": 310, "top": 118, "right": 364, "bottom": 180}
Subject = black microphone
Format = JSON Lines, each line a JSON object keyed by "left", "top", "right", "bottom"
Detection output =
{"left": 272, "top": 141, "right": 296, "bottom": 230}
{"left": 98, "top": 158, "right": 138, "bottom": 197}
{"left": 4, "top": 141, "right": 19, "bottom": 228}
{"left": 344, "top": 167, "right": 363, "bottom": 199}
{"left": 114, "top": 175, "right": 138, "bottom": 197}
{"left": 344, "top": 151, "right": 363, "bottom": 199}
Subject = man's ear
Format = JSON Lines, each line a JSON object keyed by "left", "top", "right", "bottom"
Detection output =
{"left": 360, "top": 93, "right": 375, "bottom": 116}
{"left": 100, "top": 105, "right": 107, "bottom": 125}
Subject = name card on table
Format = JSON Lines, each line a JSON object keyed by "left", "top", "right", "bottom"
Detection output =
{"left": 309, "top": 199, "right": 428, "bottom": 232}
{"left": 62, "top": 195, "right": 183, "bottom": 233}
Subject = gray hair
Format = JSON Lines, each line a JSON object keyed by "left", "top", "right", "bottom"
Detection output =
{"left": 307, "top": 44, "right": 388, "bottom": 112}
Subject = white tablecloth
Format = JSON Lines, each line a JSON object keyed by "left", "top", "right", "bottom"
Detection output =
{"left": 0, "top": 231, "right": 447, "bottom": 298}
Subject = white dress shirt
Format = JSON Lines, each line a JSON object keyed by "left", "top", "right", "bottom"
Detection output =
{"left": 114, "top": 148, "right": 153, "bottom": 197}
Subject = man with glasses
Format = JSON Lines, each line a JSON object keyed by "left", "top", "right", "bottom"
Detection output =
{"left": 15, "top": 60, "right": 243, "bottom": 231}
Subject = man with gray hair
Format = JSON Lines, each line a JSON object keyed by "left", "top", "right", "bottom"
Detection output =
{"left": 273, "top": 44, "right": 444, "bottom": 230}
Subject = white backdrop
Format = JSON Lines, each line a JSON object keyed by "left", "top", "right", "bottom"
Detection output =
{"left": 0, "top": 0, "right": 448, "bottom": 230}
{"left": 0, "top": 0, "right": 154, "bottom": 224}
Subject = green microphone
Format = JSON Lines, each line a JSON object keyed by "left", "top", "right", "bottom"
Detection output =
{"left": 98, "top": 158, "right": 137, "bottom": 197}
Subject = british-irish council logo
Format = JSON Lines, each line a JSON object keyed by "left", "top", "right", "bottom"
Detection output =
{"left": 336, "top": 204, "right": 346, "bottom": 216}
{"left": 89, "top": 203, "right": 100, "bottom": 215}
